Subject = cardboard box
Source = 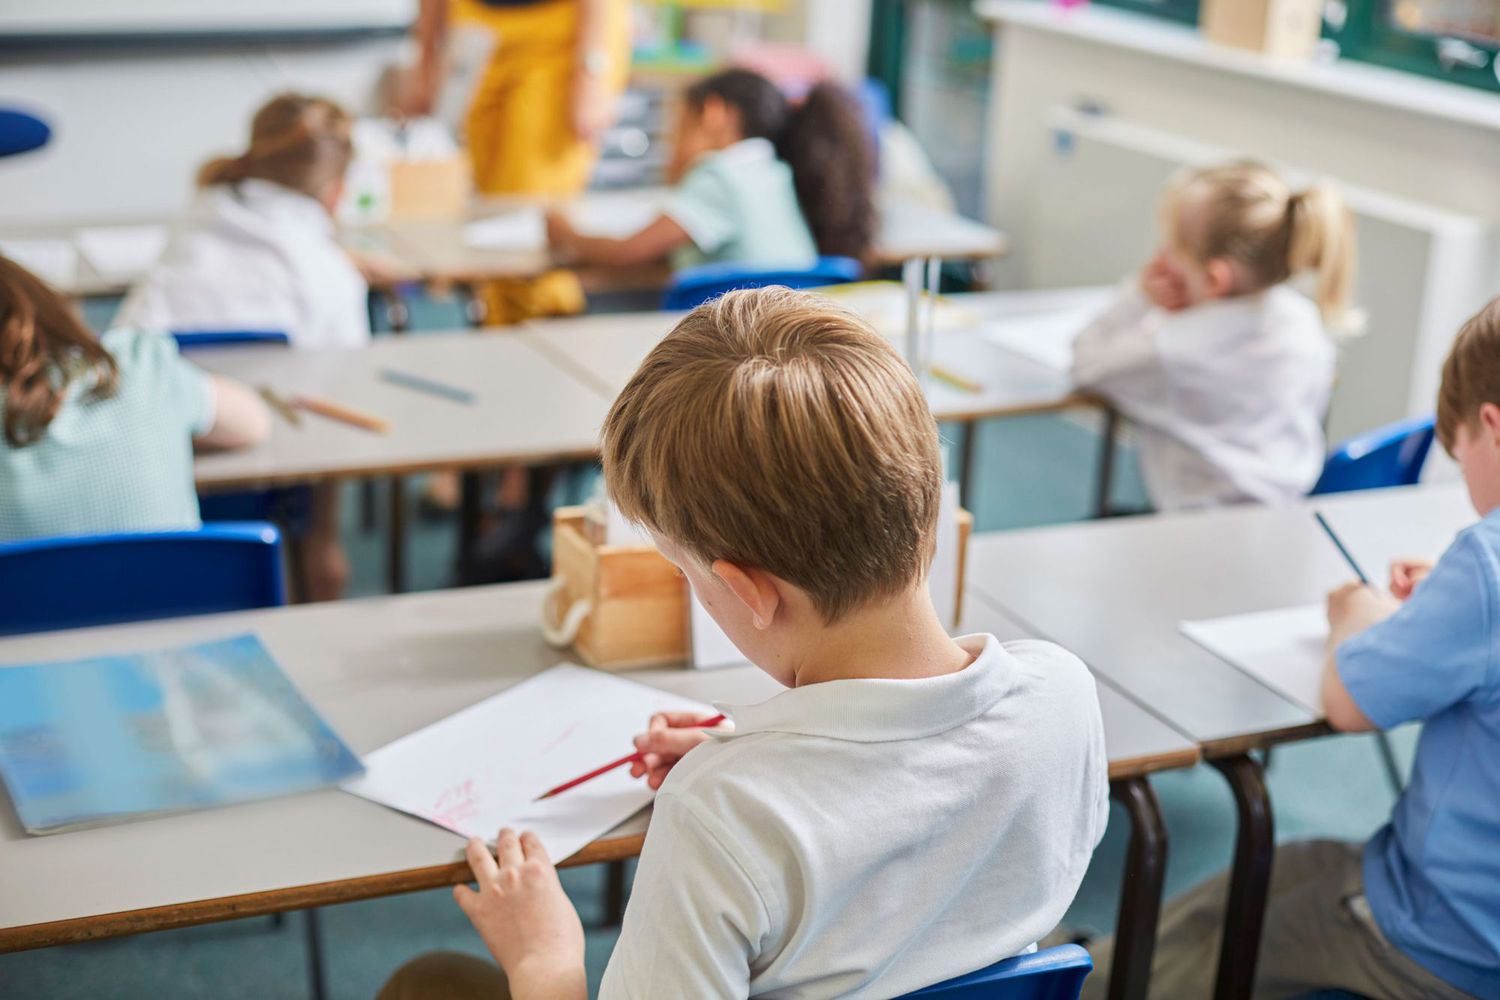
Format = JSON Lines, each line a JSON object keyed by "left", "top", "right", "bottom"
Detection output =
{"left": 542, "top": 505, "right": 974, "bottom": 671}
{"left": 1200, "top": 0, "right": 1324, "bottom": 61}
{"left": 389, "top": 156, "right": 472, "bottom": 222}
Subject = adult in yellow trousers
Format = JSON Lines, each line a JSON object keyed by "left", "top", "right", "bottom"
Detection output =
{"left": 406, "top": 0, "right": 632, "bottom": 325}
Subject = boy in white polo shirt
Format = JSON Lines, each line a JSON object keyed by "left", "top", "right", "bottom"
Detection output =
{"left": 378, "top": 287, "right": 1109, "bottom": 1000}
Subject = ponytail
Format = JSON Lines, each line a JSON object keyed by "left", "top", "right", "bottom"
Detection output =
{"left": 197, "top": 93, "right": 352, "bottom": 200}
{"left": 1287, "top": 184, "right": 1356, "bottom": 330}
{"left": 1167, "top": 160, "right": 1359, "bottom": 332}
{"left": 684, "top": 70, "right": 876, "bottom": 260}
{"left": 777, "top": 83, "right": 876, "bottom": 261}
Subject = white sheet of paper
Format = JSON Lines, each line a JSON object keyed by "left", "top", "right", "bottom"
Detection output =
{"left": 1180, "top": 604, "right": 1327, "bottom": 714}
{"left": 343, "top": 664, "right": 713, "bottom": 860}
{"left": 75, "top": 225, "right": 168, "bottom": 281}
{"left": 463, "top": 209, "right": 547, "bottom": 251}
{"left": 0, "top": 239, "right": 78, "bottom": 288}
{"left": 980, "top": 303, "right": 1103, "bottom": 374}
{"left": 690, "top": 593, "right": 748, "bottom": 671}
{"left": 929, "top": 479, "right": 961, "bottom": 629}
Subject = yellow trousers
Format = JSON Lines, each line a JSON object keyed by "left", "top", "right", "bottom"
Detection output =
{"left": 453, "top": 0, "right": 631, "bottom": 324}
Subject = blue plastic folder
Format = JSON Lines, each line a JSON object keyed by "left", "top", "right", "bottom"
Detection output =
{"left": 0, "top": 634, "right": 363, "bottom": 834}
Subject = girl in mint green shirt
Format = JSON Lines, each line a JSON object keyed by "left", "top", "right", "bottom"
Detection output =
{"left": 545, "top": 68, "right": 875, "bottom": 271}
{"left": 0, "top": 256, "right": 270, "bottom": 542}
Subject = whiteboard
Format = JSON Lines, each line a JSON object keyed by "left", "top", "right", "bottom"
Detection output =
{"left": 0, "top": 0, "right": 412, "bottom": 37}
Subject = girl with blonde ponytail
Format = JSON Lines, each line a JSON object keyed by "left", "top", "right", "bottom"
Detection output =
{"left": 115, "top": 93, "right": 370, "bottom": 601}
{"left": 1072, "top": 159, "right": 1356, "bottom": 511}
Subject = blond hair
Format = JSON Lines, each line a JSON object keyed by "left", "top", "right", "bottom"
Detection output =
{"left": 601, "top": 287, "right": 943, "bottom": 622}
{"left": 1165, "top": 160, "right": 1356, "bottom": 329}
{"left": 199, "top": 93, "right": 353, "bottom": 200}
{"left": 1437, "top": 297, "right": 1500, "bottom": 454}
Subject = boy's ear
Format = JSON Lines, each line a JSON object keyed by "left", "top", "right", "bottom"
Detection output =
{"left": 711, "top": 559, "right": 781, "bottom": 630}
{"left": 1478, "top": 402, "right": 1500, "bottom": 448}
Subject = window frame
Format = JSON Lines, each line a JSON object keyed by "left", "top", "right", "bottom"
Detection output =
{"left": 1331, "top": 0, "right": 1500, "bottom": 94}
{"left": 1092, "top": 0, "right": 1201, "bottom": 26}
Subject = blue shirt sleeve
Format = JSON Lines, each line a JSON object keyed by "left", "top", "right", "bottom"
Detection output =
{"left": 1337, "top": 531, "right": 1495, "bottom": 729}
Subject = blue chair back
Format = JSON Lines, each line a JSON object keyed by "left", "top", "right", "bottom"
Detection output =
{"left": 171, "top": 329, "right": 290, "bottom": 350}
{"left": 1311, "top": 415, "right": 1436, "bottom": 496}
{"left": 0, "top": 108, "right": 50, "bottom": 158}
{"left": 661, "top": 256, "right": 863, "bottom": 310}
{"left": 898, "top": 945, "right": 1093, "bottom": 999}
{"left": 0, "top": 523, "right": 285, "bottom": 636}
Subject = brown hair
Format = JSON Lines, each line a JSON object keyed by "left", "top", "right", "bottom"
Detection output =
{"left": 1165, "top": 160, "right": 1357, "bottom": 329}
{"left": 1436, "top": 297, "right": 1500, "bottom": 454}
{"left": 685, "top": 69, "right": 876, "bottom": 260}
{"left": 198, "top": 93, "right": 353, "bottom": 199}
{"left": 602, "top": 286, "right": 942, "bottom": 622}
{"left": 0, "top": 256, "right": 118, "bottom": 448}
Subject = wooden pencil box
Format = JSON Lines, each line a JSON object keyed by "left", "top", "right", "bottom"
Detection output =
{"left": 542, "top": 505, "right": 974, "bottom": 672}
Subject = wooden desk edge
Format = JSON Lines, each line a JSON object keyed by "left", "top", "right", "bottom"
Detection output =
{"left": 1107, "top": 746, "right": 1200, "bottom": 782}
{"left": 1198, "top": 719, "right": 1332, "bottom": 759}
{"left": 0, "top": 830, "right": 646, "bottom": 954}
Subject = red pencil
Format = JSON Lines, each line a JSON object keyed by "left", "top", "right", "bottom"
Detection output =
{"left": 534, "top": 713, "right": 727, "bottom": 801}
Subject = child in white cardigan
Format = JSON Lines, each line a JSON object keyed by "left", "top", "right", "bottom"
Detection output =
{"left": 1072, "top": 161, "right": 1356, "bottom": 511}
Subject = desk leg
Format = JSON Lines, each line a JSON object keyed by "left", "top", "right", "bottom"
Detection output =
{"left": 304, "top": 908, "right": 328, "bottom": 1000}
{"left": 461, "top": 282, "right": 487, "bottom": 329}
{"left": 1108, "top": 776, "right": 1168, "bottom": 1000}
{"left": 1093, "top": 407, "right": 1120, "bottom": 519}
{"left": 1209, "top": 754, "right": 1275, "bottom": 1000}
{"left": 388, "top": 476, "right": 407, "bottom": 594}
{"left": 457, "top": 470, "right": 485, "bottom": 585}
{"left": 604, "top": 860, "right": 630, "bottom": 927}
{"left": 957, "top": 419, "right": 978, "bottom": 510}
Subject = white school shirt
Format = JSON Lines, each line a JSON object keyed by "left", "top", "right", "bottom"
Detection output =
{"left": 116, "top": 179, "right": 369, "bottom": 350}
{"left": 1070, "top": 284, "right": 1335, "bottom": 512}
{"left": 599, "top": 634, "right": 1109, "bottom": 1000}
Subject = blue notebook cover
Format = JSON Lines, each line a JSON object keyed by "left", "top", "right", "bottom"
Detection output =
{"left": 0, "top": 633, "right": 364, "bottom": 834}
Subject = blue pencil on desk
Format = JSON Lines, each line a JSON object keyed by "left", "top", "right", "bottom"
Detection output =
{"left": 1314, "top": 511, "right": 1370, "bottom": 585}
{"left": 379, "top": 368, "right": 475, "bottom": 404}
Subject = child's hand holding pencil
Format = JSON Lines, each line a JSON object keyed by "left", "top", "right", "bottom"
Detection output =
{"left": 629, "top": 712, "right": 731, "bottom": 790}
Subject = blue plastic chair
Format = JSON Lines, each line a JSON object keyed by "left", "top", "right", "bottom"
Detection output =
{"left": 0, "top": 108, "right": 50, "bottom": 158}
{"left": 898, "top": 945, "right": 1093, "bottom": 999}
{"left": 0, "top": 522, "right": 284, "bottom": 636}
{"left": 661, "top": 256, "right": 863, "bottom": 310}
{"left": 1311, "top": 415, "right": 1435, "bottom": 496}
{"left": 171, "top": 329, "right": 291, "bottom": 350}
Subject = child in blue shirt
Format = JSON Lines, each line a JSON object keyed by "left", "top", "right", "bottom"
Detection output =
{"left": 1082, "top": 301, "right": 1500, "bottom": 999}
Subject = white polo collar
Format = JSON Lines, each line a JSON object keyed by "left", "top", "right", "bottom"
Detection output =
{"left": 713, "top": 634, "right": 1015, "bottom": 744}
{"left": 712, "top": 137, "right": 777, "bottom": 165}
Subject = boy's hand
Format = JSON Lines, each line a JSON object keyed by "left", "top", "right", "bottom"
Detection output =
{"left": 1389, "top": 559, "right": 1434, "bottom": 601}
{"left": 628, "top": 712, "right": 717, "bottom": 790}
{"left": 1326, "top": 582, "right": 1400, "bottom": 648}
{"left": 453, "top": 829, "right": 586, "bottom": 998}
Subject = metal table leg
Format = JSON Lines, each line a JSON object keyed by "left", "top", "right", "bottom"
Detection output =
{"left": 457, "top": 470, "right": 485, "bottom": 585}
{"left": 604, "top": 860, "right": 630, "bottom": 927}
{"left": 957, "top": 419, "right": 978, "bottom": 510}
{"left": 1093, "top": 407, "right": 1120, "bottom": 519}
{"left": 1209, "top": 754, "right": 1275, "bottom": 1000}
{"left": 304, "top": 908, "right": 328, "bottom": 1000}
{"left": 387, "top": 476, "right": 407, "bottom": 594}
{"left": 1108, "top": 776, "right": 1168, "bottom": 1000}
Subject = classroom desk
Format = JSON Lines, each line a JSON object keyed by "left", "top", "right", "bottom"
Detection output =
{"left": 189, "top": 331, "right": 610, "bottom": 592}
{"left": 965, "top": 482, "right": 1475, "bottom": 1000}
{"left": 0, "top": 584, "right": 1194, "bottom": 1000}
{"left": 21, "top": 193, "right": 1006, "bottom": 302}
{"left": 521, "top": 286, "right": 1118, "bottom": 508}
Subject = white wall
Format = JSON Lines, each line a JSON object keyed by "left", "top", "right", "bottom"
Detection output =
{"left": 0, "top": 38, "right": 400, "bottom": 224}
{"left": 981, "top": 5, "right": 1500, "bottom": 291}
